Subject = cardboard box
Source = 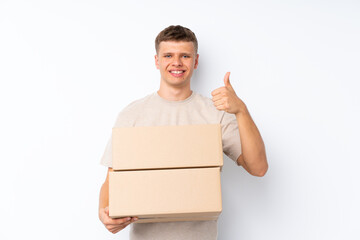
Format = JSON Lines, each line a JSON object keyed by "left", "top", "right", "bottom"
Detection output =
{"left": 112, "top": 124, "right": 223, "bottom": 171}
{"left": 109, "top": 167, "right": 222, "bottom": 223}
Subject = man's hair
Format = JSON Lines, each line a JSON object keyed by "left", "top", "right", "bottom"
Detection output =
{"left": 155, "top": 25, "right": 198, "bottom": 54}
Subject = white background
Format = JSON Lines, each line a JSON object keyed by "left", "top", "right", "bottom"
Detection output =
{"left": 1, "top": 0, "right": 359, "bottom": 239}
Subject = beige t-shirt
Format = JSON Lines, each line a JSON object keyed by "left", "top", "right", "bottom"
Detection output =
{"left": 100, "top": 91, "right": 242, "bottom": 240}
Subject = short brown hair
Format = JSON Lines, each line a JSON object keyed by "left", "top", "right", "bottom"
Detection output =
{"left": 155, "top": 25, "right": 198, "bottom": 54}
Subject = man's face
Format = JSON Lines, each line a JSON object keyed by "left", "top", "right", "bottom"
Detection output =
{"left": 155, "top": 41, "right": 199, "bottom": 88}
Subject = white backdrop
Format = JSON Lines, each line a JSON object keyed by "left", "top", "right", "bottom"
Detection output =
{"left": 1, "top": 0, "right": 359, "bottom": 239}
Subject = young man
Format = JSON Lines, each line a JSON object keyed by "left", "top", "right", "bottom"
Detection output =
{"left": 99, "top": 25, "right": 268, "bottom": 239}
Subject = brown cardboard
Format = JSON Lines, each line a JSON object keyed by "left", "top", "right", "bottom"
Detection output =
{"left": 112, "top": 124, "right": 223, "bottom": 171}
{"left": 133, "top": 215, "right": 219, "bottom": 224}
{"left": 109, "top": 167, "right": 222, "bottom": 222}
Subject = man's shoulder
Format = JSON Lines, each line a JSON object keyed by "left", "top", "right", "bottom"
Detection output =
{"left": 193, "top": 91, "right": 213, "bottom": 103}
{"left": 121, "top": 92, "right": 155, "bottom": 112}
{"left": 113, "top": 93, "right": 154, "bottom": 126}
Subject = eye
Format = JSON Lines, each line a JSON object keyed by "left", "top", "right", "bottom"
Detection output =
{"left": 183, "top": 55, "right": 190, "bottom": 58}
{"left": 164, "top": 55, "right": 171, "bottom": 58}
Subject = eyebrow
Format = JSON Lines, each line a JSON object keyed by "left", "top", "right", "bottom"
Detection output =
{"left": 162, "top": 53, "right": 191, "bottom": 56}
{"left": 162, "top": 52, "right": 192, "bottom": 55}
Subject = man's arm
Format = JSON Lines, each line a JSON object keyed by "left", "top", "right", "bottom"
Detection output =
{"left": 99, "top": 168, "right": 138, "bottom": 234}
{"left": 235, "top": 108, "right": 268, "bottom": 177}
{"left": 211, "top": 72, "right": 268, "bottom": 177}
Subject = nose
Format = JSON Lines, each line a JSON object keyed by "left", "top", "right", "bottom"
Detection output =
{"left": 172, "top": 56, "right": 183, "bottom": 66}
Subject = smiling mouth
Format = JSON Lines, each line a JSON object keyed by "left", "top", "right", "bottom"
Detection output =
{"left": 169, "top": 70, "right": 186, "bottom": 74}
{"left": 169, "top": 70, "right": 186, "bottom": 78}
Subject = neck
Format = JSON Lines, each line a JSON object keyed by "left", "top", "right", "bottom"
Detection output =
{"left": 157, "top": 82, "right": 192, "bottom": 101}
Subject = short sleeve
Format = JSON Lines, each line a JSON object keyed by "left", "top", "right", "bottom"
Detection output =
{"left": 100, "top": 136, "right": 112, "bottom": 168}
{"left": 99, "top": 111, "right": 133, "bottom": 168}
{"left": 221, "top": 111, "right": 242, "bottom": 164}
{"left": 99, "top": 101, "right": 140, "bottom": 168}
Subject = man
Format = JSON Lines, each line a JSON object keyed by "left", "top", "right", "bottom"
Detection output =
{"left": 99, "top": 25, "right": 268, "bottom": 239}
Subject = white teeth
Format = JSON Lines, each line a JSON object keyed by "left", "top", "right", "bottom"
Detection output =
{"left": 171, "top": 71, "right": 184, "bottom": 74}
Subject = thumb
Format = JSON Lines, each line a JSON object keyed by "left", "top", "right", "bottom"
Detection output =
{"left": 104, "top": 206, "right": 109, "bottom": 214}
{"left": 223, "top": 72, "right": 233, "bottom": 90}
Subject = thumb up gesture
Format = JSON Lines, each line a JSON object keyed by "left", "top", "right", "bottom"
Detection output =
{"left": 211, "top": 72, "right": 247, "bottom": 115}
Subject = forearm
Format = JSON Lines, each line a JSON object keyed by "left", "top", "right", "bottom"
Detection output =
{"left": 236, "top": 108, "right": 268, "bottom": 176}
{"left": 99, "top": 168, "right": 111, "bottom": 213}
{"left": 99, "top": 182, "right": 109, "bottom": 211}
{"left": 98, "top": 167, "right": 137, "bottom": 232}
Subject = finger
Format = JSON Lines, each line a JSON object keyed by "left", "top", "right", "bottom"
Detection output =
{"left": 215, "top": 104, "right": 226, "bottom": 111}
{"left": 111, "top": 217, "right": 132, "bottom": 225}
{"left": 113, "top": 227, "right": 125, "bottom": 234}
{"left": 104, "top": 207, "right": 109, "bottom": 215}
{"left": 224, "top": 72, "right": 236, "bottom": 93}
{"left": 110, "top": 228, "right": 123, "bottom": 234}
{"left": 112, "top": 220, "right": 134, "bottom": 233}
{"left": 106, "top": 220, "right": 131, "bottom": 232}
{"left": 107, "top": 224, "right": 122, "bottom": 231}
{"left": 213, "top": 99, "right": 225, "bottom": 107}
{"left": 104, "top": 216, "right": 131, "bottom": 225}
{"left": 112, "top": 216, "right": 138, "bottom": 225}
{"left": 211, "top": 87, "right": 226, "bottom": 96}
{"left": 223, "top": 72, "right": 231, "bottom": 87}
{"left": 107, "top": 221, "right": 130, "bottom": 231}
{"left": 111, "top": 218, "right": 134, "bottom": 231}
{"left": 212, "top": 94, "right": 225, "bottom": 102}
{"left": 110, "top": 225, "right": 126, "bottom": 234}
{"left": 107, "top": 217, "right": 139, "bottom": 233}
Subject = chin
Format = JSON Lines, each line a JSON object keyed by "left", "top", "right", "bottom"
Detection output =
{"left": 168, "top": 80, "right": 189, "bottom": 87}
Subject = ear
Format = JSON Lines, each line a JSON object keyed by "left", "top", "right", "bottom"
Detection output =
{"left": 155, "top": 54, "right": 160, "bottom": 69}
{"left": 194, "top": 54, "right": 199, "bottom": 69}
